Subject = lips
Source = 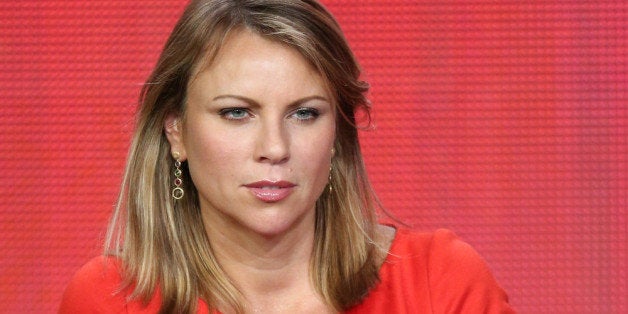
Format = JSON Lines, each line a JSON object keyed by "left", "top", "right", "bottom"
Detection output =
{"left": 243, "top": 180, "right": 296, "bottom": 203}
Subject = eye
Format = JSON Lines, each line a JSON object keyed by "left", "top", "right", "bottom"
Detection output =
{"left": 219, "top": 108, "right": 250, "bottom": 120}
{"left": 292, "top": 108, "right": 320, "bottom": 121}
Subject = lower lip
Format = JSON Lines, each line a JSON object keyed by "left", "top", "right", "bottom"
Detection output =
{"left": 247, "top": 187, "right": 294, "bottom": 203}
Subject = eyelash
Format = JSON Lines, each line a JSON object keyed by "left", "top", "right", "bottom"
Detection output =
{"left": 292, "top": 108, "right": 320, "bottom": 121}
{"left": 219, "top": 108, "right": 250, "bottom": 120}
{"left": 218, "top": 107, "right": 320, "bottom": 122}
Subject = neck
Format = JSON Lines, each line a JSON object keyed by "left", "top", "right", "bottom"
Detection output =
{"left": 202, "top": 210, "right": 317, "bottom": 297}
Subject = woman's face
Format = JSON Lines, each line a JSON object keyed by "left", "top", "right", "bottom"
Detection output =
{"left": 166, "top": 30, "right": 336, "bottom": 238}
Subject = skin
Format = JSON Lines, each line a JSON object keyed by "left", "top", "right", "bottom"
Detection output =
{"left": 165, "top": 29, "right": 336, "bottom": 313}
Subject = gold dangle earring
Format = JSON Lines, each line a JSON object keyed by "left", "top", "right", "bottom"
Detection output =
{"left": 328, "top": 147, "right": 335, "bottom": 193}
{"left": 328, "top": 166, "right": 333, "bottom": 193}
{"left": 172, "top": 152, "right": 184, "bottom": 200}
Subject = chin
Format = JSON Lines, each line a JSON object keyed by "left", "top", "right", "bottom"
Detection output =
{"left": 241, "top": 208, "right": 314, "bottom": 238}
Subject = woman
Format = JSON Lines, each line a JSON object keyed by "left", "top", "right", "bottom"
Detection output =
{"left": 60, "top": 0, "right": 514, "bottom": 313}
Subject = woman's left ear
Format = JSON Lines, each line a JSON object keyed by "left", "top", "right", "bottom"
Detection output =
{"left": 164, "top": 114, "right": 187, "bottom": 161}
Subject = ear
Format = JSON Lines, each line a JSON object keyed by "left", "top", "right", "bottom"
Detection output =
{"left": 164, "top": 114, "right": 187, "bottom": 161}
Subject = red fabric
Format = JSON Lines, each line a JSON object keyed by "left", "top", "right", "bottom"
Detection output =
{"left": 348, "top": 228, "right": 514, "bottom": 313}
{"left": 59, "top": 257, "right": 210, "bottom": 313}
{"left": 59, "top": 228, "right": 513, "bottom": 313}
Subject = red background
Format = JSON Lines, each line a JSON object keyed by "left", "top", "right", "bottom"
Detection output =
{"left": 1, "top": 1, "right": 626, "bottom": 312}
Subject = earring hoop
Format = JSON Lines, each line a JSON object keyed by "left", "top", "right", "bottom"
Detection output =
{"left": 172, "top": 153, "right": 184, "bottom": 200}
{"left": 328, "top": 165, "right": 333, "bottom": 193}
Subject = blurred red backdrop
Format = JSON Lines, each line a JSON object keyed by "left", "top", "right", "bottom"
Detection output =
{"left": 0, "top": 1, "right": 625, "bottom": 313}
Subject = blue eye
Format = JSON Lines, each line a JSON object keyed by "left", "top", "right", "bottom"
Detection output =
{"left": 293, "top": 108, "right": 319, "bottom": 121}
{"left": 220, "top": 108, "right": 250, "bottom": 120}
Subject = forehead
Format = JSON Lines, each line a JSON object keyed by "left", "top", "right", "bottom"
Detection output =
{"left": 187, "top": 28, "right": 335, "bottom": 103}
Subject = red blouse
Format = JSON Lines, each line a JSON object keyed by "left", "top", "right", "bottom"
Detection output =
{"left": 60, "top": 228, "right": 514, "bottom": 313}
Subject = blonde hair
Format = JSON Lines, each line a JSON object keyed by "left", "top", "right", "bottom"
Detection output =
{"left": 105, "top": 0, "right": 380, "bottom": 312}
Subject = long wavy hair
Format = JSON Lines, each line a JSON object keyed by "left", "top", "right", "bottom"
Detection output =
{"left": 104, "top": 0, "right": 381, "bottom": 313}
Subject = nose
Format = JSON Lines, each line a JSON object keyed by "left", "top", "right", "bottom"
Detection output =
{"left": 254, "top": 118, "right": 290, "bottom": 164}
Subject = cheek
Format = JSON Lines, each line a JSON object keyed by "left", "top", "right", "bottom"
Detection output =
{"left": 294, "top": 130, "right": 334, "bottom": 178}
{"left": 184, "top": 130, "right": 245, "bottom": 179}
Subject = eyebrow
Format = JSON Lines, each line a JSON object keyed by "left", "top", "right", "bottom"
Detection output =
{"left": 211, "top": 94, "right": 330, "bottom": 108}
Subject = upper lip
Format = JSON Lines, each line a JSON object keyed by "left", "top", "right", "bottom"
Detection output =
{"left": 243, "top": 180, "right": 296, "bottom": 188}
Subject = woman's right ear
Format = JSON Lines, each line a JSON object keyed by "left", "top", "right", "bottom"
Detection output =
{"left": 164, "top": 114, "right": 187, "bottom": 161}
